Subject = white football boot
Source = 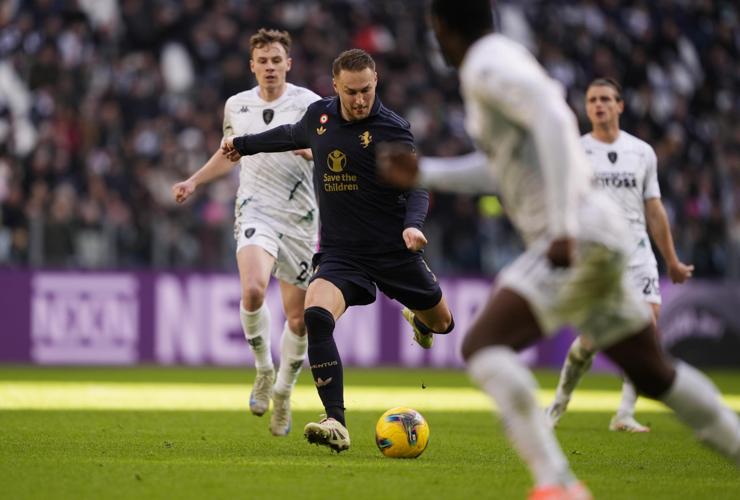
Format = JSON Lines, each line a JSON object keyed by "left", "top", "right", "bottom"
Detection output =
{"left": 304, "top": 417, "right": 351, "bottom": 452}
{"left": 609, "top": 414, "right": 650, "bottom": 433}
{"left": 249, "top": 368, "right": 275, "bottom": 416}
{"left": 270, "top": 392, "right": 292, "bottom": 436}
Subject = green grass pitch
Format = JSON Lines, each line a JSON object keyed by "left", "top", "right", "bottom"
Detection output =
{"left": 1, "top": 366, "right": 739, "bottom": 499}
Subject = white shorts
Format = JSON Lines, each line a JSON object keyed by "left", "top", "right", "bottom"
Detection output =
{"left": 235, "top": 216, "right": 317, "bottom": 289}
{"left": 627, "top": 262, "right": 661, "bottom": 305}
{"left": 497, "top": 193, "right": 652, "bottom": 350}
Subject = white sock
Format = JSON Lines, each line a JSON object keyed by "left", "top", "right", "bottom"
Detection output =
{"left": 273, "top": 322, "right": 307, "bottom": 396}
{"left": 468, "top": 346, "right": 576, "bottom": 487}
{"left": 240, "top": 301, "right": 273, "bottom": 371}
{"left": 661, "top": 362, "right": 740, "bottom": 463}
{"left": 553, "top": 336, "right": 595, "bottom": 405}
{"left": 616, "top": 379, "right": 638, "bottom": 418}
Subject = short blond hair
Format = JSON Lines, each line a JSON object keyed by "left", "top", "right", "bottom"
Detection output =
{"left": 332, "top": 49, "right": 375, "bottom": 76}
{"left": 249, "top": 28, "right": 292, "bottom": 57}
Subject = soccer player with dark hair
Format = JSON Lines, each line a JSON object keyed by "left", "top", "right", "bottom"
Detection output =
{"left": 172, "top": 28, "right": 320, "bottom": 437}
{"left": 221, "top": 48, "right": 454, "bottom": 453}
{"left": 545, "top": 78, "right": 694, "bottom": 433}
{"left": 379, "top": 0, "right": 740, "bottom": 497}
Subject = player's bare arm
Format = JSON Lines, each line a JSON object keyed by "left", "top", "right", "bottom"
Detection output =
{"left": 172, "top": 149, "right": 238, "bottom": 204}
{"left": 645, "top": 197, "right": 694, "bottom": 283}
{"left": 376, "top": 142, "right": 420, "bottom": 189}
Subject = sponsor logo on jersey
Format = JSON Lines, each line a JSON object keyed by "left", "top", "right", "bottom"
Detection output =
{"left": 324, "top": 151, "right": 359, "bottom": 192}
{"left": 316, "top": 125, "right": 326, "bottom": 135}
{"left": 263, "top": 109, "right": 274, "bottom": 124}
{"left": 359, "top": 130, "right": 372, "bottom": 148}
{"left": 327, "top": 150, "right": 347, "bottom": 172}
{"left": 239, "top": 106, "right": 249, "bottom": 113}
{"left": 592, "top": 172, "right": 637, "bottom": 188}
{"left": 608, "top": 151, "right": 618, "bottom": 163}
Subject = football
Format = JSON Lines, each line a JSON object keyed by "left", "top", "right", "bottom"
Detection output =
{"left": 375, "top": 406, "right": 430, "bottom": 458}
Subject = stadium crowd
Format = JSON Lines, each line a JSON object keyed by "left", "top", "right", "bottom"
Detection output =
{"left": 0, "top": 0, "right": 737, "bottom": 277}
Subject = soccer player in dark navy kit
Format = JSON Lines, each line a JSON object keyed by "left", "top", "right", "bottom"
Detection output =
{"left": 221, "top": 49, "right": 454, "bottom": 452}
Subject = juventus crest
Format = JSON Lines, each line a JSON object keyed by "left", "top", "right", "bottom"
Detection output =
{"left": 263, "top": 109, "right": 274, "bottom": 125}
{"left": 608, "top": 151, "right": 618, "bottom": 164}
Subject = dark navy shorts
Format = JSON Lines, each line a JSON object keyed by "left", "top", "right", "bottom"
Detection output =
{"left": 310, "top": 249, "right": 443, "bottom": 311}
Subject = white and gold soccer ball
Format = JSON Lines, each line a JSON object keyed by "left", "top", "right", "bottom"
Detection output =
{"left": 375, "top": 406, "right": 430, "bottom": 458}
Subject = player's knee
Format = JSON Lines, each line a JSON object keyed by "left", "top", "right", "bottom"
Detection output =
{"left": 287, "top": 315, "right": 306, "bottom": 336}
{"left": 241, "top": 284, "right": 266, "bottom": 310}
{"left": 304, "top": 306, "right": 335, "bottom": 344}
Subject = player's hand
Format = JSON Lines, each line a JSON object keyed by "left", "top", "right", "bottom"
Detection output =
{"left": 546, "top": 237, "right": 575, "bottom": 268}
{"left": 220, "top": 135, "right": 242, "bottom": 162}
{"left": 403, "top": 227, "right": 428, "bottom": 252}
{"left": 172, "top": 179, "right": 197, "bottom": 204}
{"left": 293, "top": 149, "right": 313, "bottom": 161}
{"left": 668, "top": 261, "right": 694, "bottom": 284}
{"left": 376, "top": 142, "right": 419, "bottom": 189}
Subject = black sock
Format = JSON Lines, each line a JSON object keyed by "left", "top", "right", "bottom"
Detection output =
{"left": 304, "top": 306, "right": 345, "bottom": 426}
{"left": 414, "top": 315, "right": 455, "bottom": 334}
{"left": 413, "top": 316, "right": 433, "bottom": 334}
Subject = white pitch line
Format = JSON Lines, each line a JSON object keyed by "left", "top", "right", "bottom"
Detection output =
{"left": 2, "top": 382, "right": 740, "bottom": 412}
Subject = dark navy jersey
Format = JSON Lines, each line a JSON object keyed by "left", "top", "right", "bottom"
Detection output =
{"left": 233, "top": 96, "right": 429, "bottom": 254}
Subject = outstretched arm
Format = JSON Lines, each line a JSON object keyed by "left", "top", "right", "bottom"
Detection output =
{"left": 645, "top": 198, "right": 693, "bottom": 283}
{"left": 377, "top": 145, "right": 496, "bottom": 194}
{"left": 172, "top": 149, "right": 236, "bottom": 204}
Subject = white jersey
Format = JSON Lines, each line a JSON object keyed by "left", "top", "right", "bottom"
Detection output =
{"left": 459, "top": 34, "right": 598, "bottom": 246}
{"left": 581, "top": 131, "right": 660, "bottom": 267}
{"left": 223, "top": 83, "right": 321, "bottom": 240}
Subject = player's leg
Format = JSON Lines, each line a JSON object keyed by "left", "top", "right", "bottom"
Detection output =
{"left": 269, "top": 280, "right": 307, "bottom": 436}
{"left": 463, "top": 288, "right": 583, "bottom": 493}
{"left": 405, "top": 295, "right": 454, "bottom": 348}
{"left": 545, "top": 335, "right": 597, "bottom": 428}
{"left": 237, "top": 243, "right": 277, "bottom": 416}
{"left": 603, "top": 323, "right": 740, "bottom": 463}
{"left": 302, "top": 277, "right": 351, "bottom": 451}
{"left": 374, "top": 253, "right": 453, "bottom": 349}
{"left": 609, "top": 302, "right": 660, "bottom": 433}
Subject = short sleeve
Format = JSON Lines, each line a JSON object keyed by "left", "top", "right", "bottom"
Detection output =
{"left": 643, "top": 145, "right": 661, "bottom": 200}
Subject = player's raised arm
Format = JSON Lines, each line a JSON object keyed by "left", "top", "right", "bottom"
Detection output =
{"left": 378, "top": 144, "right": 497, "bottom": 194}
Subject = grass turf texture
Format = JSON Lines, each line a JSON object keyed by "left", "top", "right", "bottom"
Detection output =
{"left": 1, "top": 367, "right": 739, "bottom": 499}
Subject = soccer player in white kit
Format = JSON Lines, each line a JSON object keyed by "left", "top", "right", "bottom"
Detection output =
{"left": 379, "top": 1, "right": 740, "bottom": 498}
{"left": 172, "top": 29, "right": 321, "bottom": 436}
{"left": 545, "top": 78, "right": 694, "bottom": 433}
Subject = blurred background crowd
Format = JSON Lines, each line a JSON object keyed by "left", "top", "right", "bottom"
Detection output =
{"left": 0, "top": 0, "right": 737, "bottom": 277}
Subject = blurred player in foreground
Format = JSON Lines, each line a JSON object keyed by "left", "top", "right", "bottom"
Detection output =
{"left": 221, "top": 49, "right": 454, "bottom": 453}
{"left": 379, "top": 1, "right": 740, "bottom": 498}
{"left": 172, "top": 29, "right": 320, "bottom": 436}
{"left": 545, "top": 78, "right": 694, "bottom": 433}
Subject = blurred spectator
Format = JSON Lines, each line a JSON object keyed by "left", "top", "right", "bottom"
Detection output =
{"left": 0, "top": 0, "right": 736, "bottom": 278}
